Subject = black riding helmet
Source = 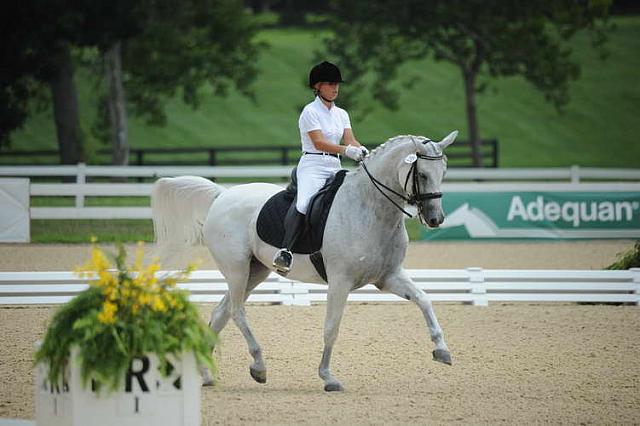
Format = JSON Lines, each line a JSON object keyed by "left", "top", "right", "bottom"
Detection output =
{"left": 309, "top": 61, "right": 344, "bottom": 88}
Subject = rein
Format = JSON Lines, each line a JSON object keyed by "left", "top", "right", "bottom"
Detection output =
{"left": 360, "top": 150, "right": 443, "bottom": 219}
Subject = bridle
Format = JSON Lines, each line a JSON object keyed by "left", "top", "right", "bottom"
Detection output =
{"left": 360, "top": 146, "right": 444, "bottom": 220}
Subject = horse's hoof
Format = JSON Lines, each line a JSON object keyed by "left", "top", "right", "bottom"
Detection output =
{"left": 432, "top": 349, "right": 452, "bottom": 365}
{"left": 324, "top": 382, "right": 344, "bottom": 392}
{"left": 202, "top": 377, "right": 215, "bottom": 387}
{"left": 250, "top": 367, "right": 267, "bottom": 384}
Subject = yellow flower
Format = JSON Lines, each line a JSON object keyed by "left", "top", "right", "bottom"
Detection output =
{"left": 75, "top": 243, "right": 113, "bottom": 287}
{"left": 103, "top": 286, "right": 118, "bottom": 302}
{"left": 74, "top": 241, "right": 200, "bottom": 324}
{"left": 138, "top": 293, "right": 153, "bottom": 306}
{"left": 151, "top": 295, "right": 167, "bottom": 312}
{"left": 91, "top": 246, "right": 111, "bottom": 272}
{"left": 146, "top": 262, "right": 160, "bottom": 282}
{"left": 97, "top": 270, "right": 117, "bottom": 288}
{"left": 97, "top": 301, "right": 118, "bottom": 324}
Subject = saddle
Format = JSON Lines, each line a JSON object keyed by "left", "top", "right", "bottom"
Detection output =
{"left": 256, "top": 168, "right": 348, "bottom": 281}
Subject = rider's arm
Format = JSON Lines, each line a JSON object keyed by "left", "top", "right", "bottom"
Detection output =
{"left": 308, "top": 130, "right": 348, "bottom": 155}
{"left": 342, "top": 128, "right": 361, "bottom": 147}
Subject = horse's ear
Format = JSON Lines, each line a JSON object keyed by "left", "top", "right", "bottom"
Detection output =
{"left": 437, "top": 130, "right": 458, "bottom": 150}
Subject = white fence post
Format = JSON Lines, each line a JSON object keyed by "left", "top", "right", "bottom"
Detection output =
{"left": 75, "top": 163, "right": 86, "bottom": 208}
{"left": 277, "top": 279, "right": 311, "bottom": 306}
{"left": 467, "top": 267, "right": 488, "bottom": 306}
{"left": 278, "top": 280, "right": 295, "bottom": 306}
{"left": 631, "top": 268, "right": 640, "bottom": 306}
{"left": 570, "top": 165, "right": 580, "bottom": 184}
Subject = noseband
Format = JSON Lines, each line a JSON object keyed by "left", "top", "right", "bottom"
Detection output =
{"left": 360, "top": 151, "right": 443, "bottom": 219}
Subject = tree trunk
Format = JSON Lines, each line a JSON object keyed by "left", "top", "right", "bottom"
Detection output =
{"left": 462, "top": 69, "right": 482, "bottom": 167}
{"left": 49, "top": 44, "right": 83, "bottom": 165}
{"left": 104, "top": 42, "right": 128, "bottom": 166}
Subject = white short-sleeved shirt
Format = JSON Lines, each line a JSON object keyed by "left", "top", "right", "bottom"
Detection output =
{"left": 298, "top": 96, "right": 351, "bottom": 153}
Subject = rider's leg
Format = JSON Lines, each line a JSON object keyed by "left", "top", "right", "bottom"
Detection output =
{"left": 272, "top": 157, "right": 328, "bottom": 273}
{"left": 272, "top": 205, "right": 306, "bottom": 273}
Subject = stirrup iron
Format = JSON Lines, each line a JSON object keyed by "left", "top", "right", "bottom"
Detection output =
{"left": 272, "top": 249, "right": 293, "bottom": 274}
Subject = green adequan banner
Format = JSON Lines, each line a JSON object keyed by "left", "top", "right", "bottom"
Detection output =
{"left": 420, "top": 191, "right": 640, "bottom": 240}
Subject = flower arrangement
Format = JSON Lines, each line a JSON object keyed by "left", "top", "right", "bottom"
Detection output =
{"left": 35, "top": 240, "right": 216, "bottom": 392}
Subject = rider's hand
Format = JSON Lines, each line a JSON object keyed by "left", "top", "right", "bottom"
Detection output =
{"left": 344, "top": 145, "right": 364, "bottom": 161}
{"left": 360, "top": 146, "right": 369, "bottom": 157}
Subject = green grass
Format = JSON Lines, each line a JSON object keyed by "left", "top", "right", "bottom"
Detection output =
{"left": 31, "top": 220, "right": 153, "bottom": 243}
{"left": 6, "top": 16, "right": 640, "bottom": 168}
{"left": 31, "top": 196, "right": 150, "bottom": 207}
{"left": 30, "top": 218, "right": 422, "bottom": 243}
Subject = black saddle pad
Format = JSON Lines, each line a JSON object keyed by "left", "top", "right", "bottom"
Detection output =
{"left": 257, "top": 169, "right": 348, "bottom": 254}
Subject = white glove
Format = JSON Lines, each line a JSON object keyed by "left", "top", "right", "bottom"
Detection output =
{"left": 360, "top": 146, "right": 369, "bottom": 156}
{"left": 344, "top": 145, "right": 364, "bottom": 161}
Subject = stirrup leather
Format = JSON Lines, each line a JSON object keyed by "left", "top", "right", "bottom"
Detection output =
{"left": 272, "top": 249, "right": 293, "bottom": 274}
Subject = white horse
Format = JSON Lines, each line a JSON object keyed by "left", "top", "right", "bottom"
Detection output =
{"left": 152, "top": 132, "right": 458, "bottom": 392}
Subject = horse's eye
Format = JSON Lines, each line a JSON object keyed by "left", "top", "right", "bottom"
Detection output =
{"left": 419, "top": 172, "right": 428, "bottom": 180}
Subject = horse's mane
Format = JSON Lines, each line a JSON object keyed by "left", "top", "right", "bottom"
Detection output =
{"left": 367, "top": 134, "right": 442, "bottom": 160}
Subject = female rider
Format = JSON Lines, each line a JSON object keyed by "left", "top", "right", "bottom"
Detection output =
{"left": 273, "top": 61, "right": 368, "bottom": 273}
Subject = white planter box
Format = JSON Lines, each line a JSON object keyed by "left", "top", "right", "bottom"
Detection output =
{"left": 35, "top": 349, "right": 200, "bottom": 426}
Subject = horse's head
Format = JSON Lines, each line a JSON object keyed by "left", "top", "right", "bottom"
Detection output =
{"left": 400, "top": 131, "right": 458, "bottom": 228}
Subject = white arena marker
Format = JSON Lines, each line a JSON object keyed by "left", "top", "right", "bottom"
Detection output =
{"left": 35, "top": 349, "right": 200, "bottom": 426}
{"left": 0, "top": 178, "right": 30, "bottom": 243}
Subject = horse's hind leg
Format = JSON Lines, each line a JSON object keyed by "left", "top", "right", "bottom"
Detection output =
{"left": 206, "top": 258, "right": 268, "bottom": 340}
{"left": 236, "top": 258, "right": 271, "bottom": 384}
{"left": 200, "top": 257, "right": 271, "bottom": 385}
{"left": 379, "top": 269, "right": 452, "bottom": 365}
{"left": 200, "top": 294, "right": 231, "bottom": 385}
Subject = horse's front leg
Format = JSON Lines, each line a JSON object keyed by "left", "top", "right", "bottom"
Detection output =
{"left": 379, "top": 269, "right": 452, "bottom": 365}
{"left": 319, "top": 278, "right": 352, "bottom": 392}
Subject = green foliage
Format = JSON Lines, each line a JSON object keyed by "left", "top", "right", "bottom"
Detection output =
{"left": 0, "top": 0, "right": 145, "bottom": 148}
{"left": 123, "top": 0, "right": 261, "bottom": 127}
{"left": 606, "top": 241, "right": 640, "bottom": 270}
{"left": 325, "top": 0, "right": 612, "bottom": 109}
{"left": 35, "top": 243, "right": 216, "bottom": 391}
{"left": 0, "top": 0, "right": 261, "bottom": 153}
{"left": 7, "top": 17, "right": 640, "bottom": 167}
{"left": 321, "top": 0, "right": 614, "bottom": 146}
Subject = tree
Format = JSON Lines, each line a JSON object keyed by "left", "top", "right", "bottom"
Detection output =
{"left": 1, "top": 0, "right": 260, "bottom": 165}
{"left": 104, "top": 42, "right": 128, "bottom": 165}
{"left": 122, "top": 0, "right": 260, "bottom": 127}
{"left": 95, "top": 0, "right": 261, "bottom": 164}
{"left": 0, "top": 1, "right": 139, "bottom": 162}
{"left": 323, "top": 0, "right": 613, "bottom": 166}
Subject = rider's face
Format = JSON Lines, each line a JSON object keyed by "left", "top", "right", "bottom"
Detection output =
{"left": 315, "top": 82, "right": 339, "bottom": 101}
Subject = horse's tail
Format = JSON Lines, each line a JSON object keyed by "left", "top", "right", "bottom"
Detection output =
{"left": 151, "top": 176, "right": 226, "bottom": 246}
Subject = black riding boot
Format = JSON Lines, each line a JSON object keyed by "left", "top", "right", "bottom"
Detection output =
{"left": 272, "top": 208, "right": 306, "bottom": 274}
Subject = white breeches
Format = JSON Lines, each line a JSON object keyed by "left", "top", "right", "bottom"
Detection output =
{"left": 295, "top": 154, "right": 341, "bottom": 214}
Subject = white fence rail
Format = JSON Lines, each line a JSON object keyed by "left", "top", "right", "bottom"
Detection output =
{"left": 25, "top": 182, "right": 640, "bottom": 220}
{"left": 0, "top": 164, "right": 638, "bottom": 220}
{"left": 2, "top": 163, "right": 640, "bottom": 182}
{"left": 1, "top": 268, "right": 638, "bottom": 306}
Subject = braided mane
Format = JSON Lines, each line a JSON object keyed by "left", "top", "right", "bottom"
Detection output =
{"left": 366, "top": 134, "right": 440, "bottom": 160}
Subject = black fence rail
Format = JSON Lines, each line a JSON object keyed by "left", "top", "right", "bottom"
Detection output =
{"left": 0, "top": 140, "right": 498, "bottom": 167}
